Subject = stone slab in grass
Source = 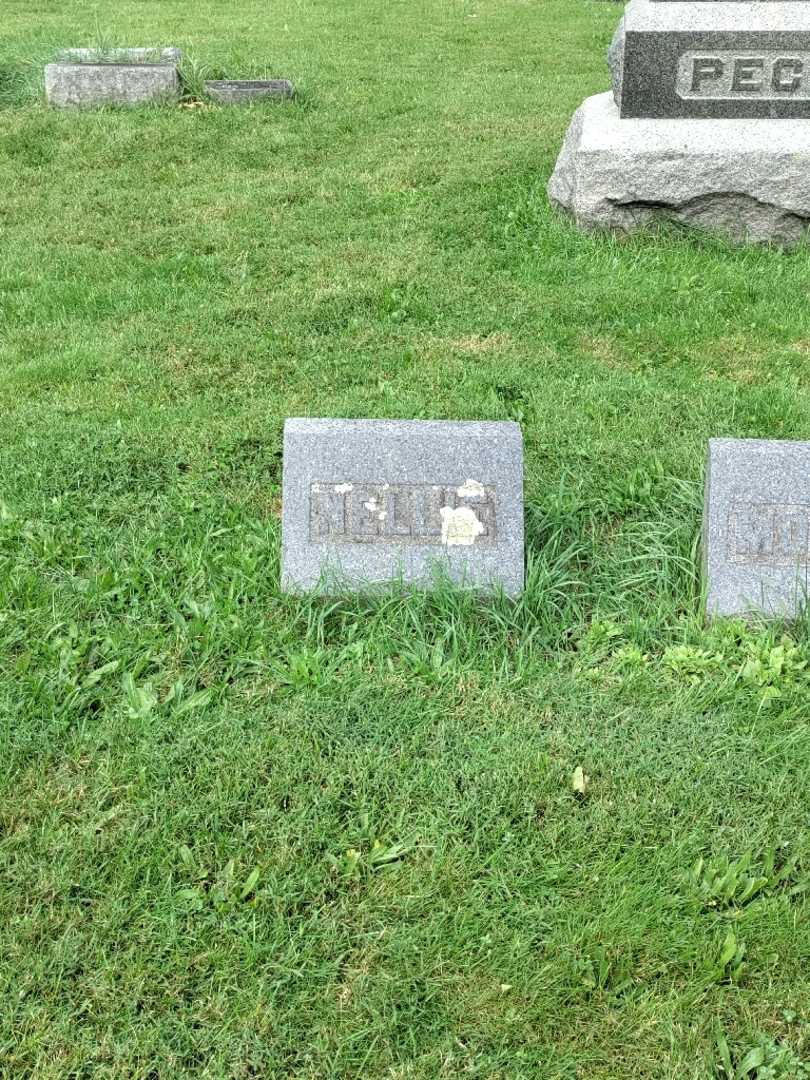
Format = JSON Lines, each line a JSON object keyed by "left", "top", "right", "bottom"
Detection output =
{"left": 281, "top": 418, "right": 524, "bottom": 595}
{"left": 204, "top": 79, "right": 294, "bottom": 104}
{"left": 45, "top": 56, "right": 180, "bottom": 109}
{"left": 704, "top": 438, "right": 810, "bottom": 619}
{"left": 548, "top": 91, "right": 810, "bottom": 246}
{"left": 611, "top": 0, "right": 810, "bottom": 118}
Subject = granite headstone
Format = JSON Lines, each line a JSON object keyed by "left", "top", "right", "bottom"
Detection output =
{"left": 549, "top": 0, "right": 810, "bottom": 244}
{"left": 704, "top": 438, "right": 810, "bottom": 618}
{"left": 281, "top": 419, "right": 524, "bottom": 595}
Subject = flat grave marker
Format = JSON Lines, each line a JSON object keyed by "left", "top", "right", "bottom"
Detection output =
{"left": 204, "top": 80, "right": 294, "bottom": 104}
{"left": 281, "top": 419, "right": 524, "bottom": 595}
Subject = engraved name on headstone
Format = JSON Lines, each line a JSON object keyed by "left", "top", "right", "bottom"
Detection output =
{"left": 727, "top": 504, "right": 810, "bottom": 564}
{"left": 704, "top": 439, "right": 810, "bottom": 618}
{"left": 281, "top": 419, "right": 524, "bottom": 594}
{"left": 615, "top": 0, "right": 810, "bottom": 118}
{"left": 309, "top": 482, "right": 498, "bottom": 545}
{"left": 678, "top": 52, "right": 810, "bottom": 99}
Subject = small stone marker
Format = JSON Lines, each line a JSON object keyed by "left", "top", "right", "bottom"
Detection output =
{"left": 704, "top": 438, "right": 810, "bottom": 619}
{"left": 281, "top": 419, "right": 524, "bottom": 595}
{"left": 45, "top": 48, "right": 181, "bottom": 109}
{"left": 549, "top": 0, "right": 810, "bottom": 245}
{"left": 204, "top": 80, "right": 294, "bottom": 104}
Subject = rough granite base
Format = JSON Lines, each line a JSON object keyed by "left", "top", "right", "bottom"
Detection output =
{"left": 548, "top": 92, "right": 810, "bottom": 247}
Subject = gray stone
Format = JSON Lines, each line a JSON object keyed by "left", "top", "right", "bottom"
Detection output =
{"left": 204, "top": 79, "right": 294, "bottom": 104}
{"left": 608, "top": 16, "right": 626, "bottom": 105}
{"left": 56, "top": 47, "right": 181, "bottom": 65}
{"left": 45, "top": 61, "right": 180, "bottom": 109}
{"left": 613, "top": 0, "right": 810, "bottom": 118}
{"left": 704, "top": 439, "right": 810, "bottom": 619}
{"left": 547, "top": 91, "right": 810, "bottom": 246}
{"left": 281, "top": 419, "right": 524, "bottom": 595}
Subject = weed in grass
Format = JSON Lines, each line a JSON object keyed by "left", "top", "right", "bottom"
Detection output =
{"left": 738, "top": 636, "right": 809, "bottom": 707}
{"left": 577, "top": 945, "right": 635, "bottom": 998}
{"left": 689, "top": 847, "right": 806, "bottom": 913}
{"left": 717, "top": 1019, "right": 810, "bottom": 1079}
{"left": 178, "top": 55, "right": 226, "bottom": 103}
{"left": 707, "top": 930, "right": 747, "bottom": 985}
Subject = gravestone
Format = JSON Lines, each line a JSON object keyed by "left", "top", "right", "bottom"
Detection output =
{"left": 45, "top": 48, "right": 181, "bottom": 109}
{"left": 281, "top": 418, "right": 524, "bottom": 595}
{"left": 549, "top": 0, "right": 810, "bottom": 246}
{"left": 204, "top": 80, "right": 294, "bottom": 104}
{"left": 704, "top": 438, "right": 810, "bottom": 618}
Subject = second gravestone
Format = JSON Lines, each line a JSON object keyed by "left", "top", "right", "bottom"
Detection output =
{"left": 281, "top": 419, "right": 524, "bottom": 595}
{"left": 705, "top": 438, "right": 810, "bottom": 618}
{"left": 549, "top": 0, "right": 810, "bottom": 246}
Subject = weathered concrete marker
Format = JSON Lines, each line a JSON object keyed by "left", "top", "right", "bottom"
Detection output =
{"left": 704, "top": 438, "right": 810, "bottom": 618}
{"left": 281, "top": 419, "right": 524, "bottom": 595}
{"left": 45, "top": 48, "right": 181, "bottom": 109}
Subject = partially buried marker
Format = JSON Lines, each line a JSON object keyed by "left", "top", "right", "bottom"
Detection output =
{"left": 281, "top": 419, "right": 524, "bottom": 595}
{"left": 204, "top": 80, "right": 295, "bottom": 104}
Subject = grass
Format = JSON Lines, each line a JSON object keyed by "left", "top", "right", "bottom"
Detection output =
{"left": 2, "top": 0, "right": 810, "bottom": 1075}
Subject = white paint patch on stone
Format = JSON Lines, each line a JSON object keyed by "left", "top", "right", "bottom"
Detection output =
{"left": 457, "top": 478, "right": 486, "bottom": 499}
{"left": 363, "top": 496, "right": 386, "bottom": 522}
{"left": 440, "top": 505, "right": 485, "bottom": 546}
{"left": 334, "top": 483, "right": 353, "bottom": 494}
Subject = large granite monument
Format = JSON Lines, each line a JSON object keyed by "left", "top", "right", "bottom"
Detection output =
{"left": 704, "top": 438, "right": 810, "bottom": 618}
{"left": 549, "top": 0, "right": 810, "bottom": 245}
{"left": 281, "top": 419, "right": 524, "bottom": 595}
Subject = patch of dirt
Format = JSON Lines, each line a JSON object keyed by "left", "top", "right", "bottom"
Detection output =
{"left": 451, "top": 333, "right": 513, "bottom": 354}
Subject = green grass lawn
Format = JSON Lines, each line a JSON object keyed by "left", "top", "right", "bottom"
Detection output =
{"left": 3, "top": 1, "right": 810, "bottom": 1076}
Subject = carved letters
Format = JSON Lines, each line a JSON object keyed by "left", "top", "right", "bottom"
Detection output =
{"left": 309, "top": 482, "right": 498, "bottom": 545}
{"left": 727, "top": 503, "right": 810, "bottom": 564}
